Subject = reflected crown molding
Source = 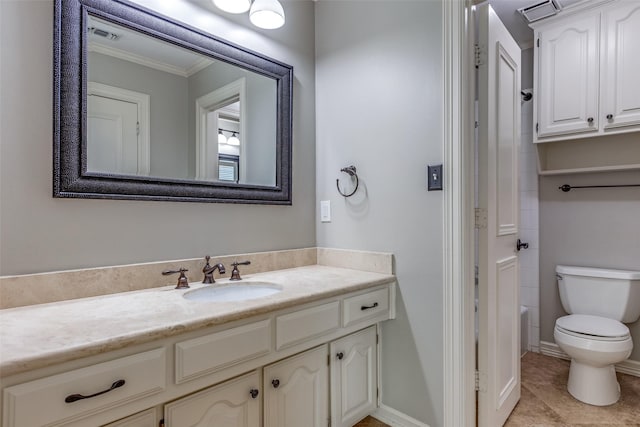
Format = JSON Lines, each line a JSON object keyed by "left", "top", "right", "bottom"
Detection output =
{"left": 89, "top": 41, "right": 214, "bottom": 77}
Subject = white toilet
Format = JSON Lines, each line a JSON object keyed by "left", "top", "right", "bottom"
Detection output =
{"left": 554, "top": 265, "right": 640, "bottom": 406}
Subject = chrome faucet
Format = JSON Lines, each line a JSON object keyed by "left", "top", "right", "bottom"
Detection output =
{"left": 202, "top": 255, "right": 225, "bottom": 284}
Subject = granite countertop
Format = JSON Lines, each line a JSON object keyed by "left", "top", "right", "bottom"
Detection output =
{"left": 0, "top": 265, "right": 394, "bottom": 378}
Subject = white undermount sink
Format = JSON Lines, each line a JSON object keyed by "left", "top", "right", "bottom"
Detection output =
{"left": 183, "top": 282, "right": 282, "bottom": 302}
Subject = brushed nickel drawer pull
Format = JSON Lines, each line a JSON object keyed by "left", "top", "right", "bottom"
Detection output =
{"left": 65, "top": 379, "right": 125, "bottom": 403}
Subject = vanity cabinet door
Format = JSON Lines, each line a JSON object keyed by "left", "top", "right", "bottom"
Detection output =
{"left": 330, "top": 326, "right": 378, "bottom": 427}
{"left": 263, "top": 345, "right": 329, "bottom": 427}
{"left": 102, "top": 408, "right": 158, "bottom": 427}
{"left": 163, "top": 371, "right": 260, "bottom": 427}
{"left": 535, "top": 12, "right": 600, "bottom": 139}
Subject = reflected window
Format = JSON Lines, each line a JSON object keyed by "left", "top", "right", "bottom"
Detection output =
{"left": 218, "top": 154, "right": 239, "bottom": 182}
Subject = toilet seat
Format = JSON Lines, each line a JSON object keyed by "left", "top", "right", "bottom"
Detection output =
{"left": 555, "top": 314, "right": 630, "bottom": 342}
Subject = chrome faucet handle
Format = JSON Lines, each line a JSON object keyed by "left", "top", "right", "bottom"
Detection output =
{"left": 230, "top": 260, "right": 251, "bottom": 281}
{"left": 162, "top": 268, "right": 189, "bottom": 289}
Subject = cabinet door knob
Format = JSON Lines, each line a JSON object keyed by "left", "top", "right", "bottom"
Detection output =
{"left": 271, "top": 379, "right": 280, "bottom": 388}
{"left": 337, "top": 352, "right": 344, "bottom": 360}
{"left": 606, "top": 114, "right": 613, "bottom": 120}
{"left": 587, "top": 117, "right": 594, "bottom": 124}
{"left": 249, "top": 388, "right": 259, "bottom": 399}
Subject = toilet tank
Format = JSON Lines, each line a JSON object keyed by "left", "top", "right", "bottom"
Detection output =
{"left": 556, "top": 265, "right": 640, "bottom": 323}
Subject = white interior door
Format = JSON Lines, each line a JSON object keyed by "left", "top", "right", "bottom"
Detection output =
{"left": 88, "top": 94, "right": 139, "bottom": 175}
{"left": 477, "top": 5, "right": 521, "bottom": 427}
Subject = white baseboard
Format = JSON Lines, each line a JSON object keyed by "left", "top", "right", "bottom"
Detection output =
{"left": 372, "top": 404, "right": 430, "bottom": 427}
{"left": 540, "top": 341, "right": 640, "bottom": 377}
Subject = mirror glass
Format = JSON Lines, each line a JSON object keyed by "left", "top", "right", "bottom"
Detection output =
{"left": 86, "top": 16, "right": 277, "bottom": 187}
{"left": 54, "top": 0, "right": 292, "bottom": 204}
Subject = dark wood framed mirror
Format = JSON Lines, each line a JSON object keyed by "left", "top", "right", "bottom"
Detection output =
{"left": 54, "top": 0, "right": 292, "bottom": 204}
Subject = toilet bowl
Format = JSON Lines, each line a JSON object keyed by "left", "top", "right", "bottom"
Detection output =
{"left": 554, "top": 265, "right": 640, "bottom": 406}
{"left": 554, "top": 314, "right": 632, "bottom": 406}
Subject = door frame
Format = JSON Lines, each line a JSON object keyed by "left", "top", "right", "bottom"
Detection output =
{"left": 195, "top": 77, "right": 247, "bottom": 181}
{"left": 442, "top": 1, "right": 477, "bottom": 426}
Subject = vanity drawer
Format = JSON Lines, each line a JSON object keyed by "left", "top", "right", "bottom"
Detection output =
{"left": 276, "top": 301, "right": 340, "bottom": 350}
{"left": 343, "top": 287, "right": 389, "bottom": 327}
{"left": 2, "top": 348, "right": 166, "bottom": 427}
{"left": 175, "top": 319, "right": 271, "bottom": 384}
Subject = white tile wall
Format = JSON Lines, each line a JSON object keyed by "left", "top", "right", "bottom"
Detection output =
{"left": 520, "top": 91, "right": 540, "bottom": 353}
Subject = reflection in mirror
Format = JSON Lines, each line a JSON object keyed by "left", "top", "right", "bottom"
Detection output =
{"left": 86, "top": 15, "right": 277, "bottom": 187}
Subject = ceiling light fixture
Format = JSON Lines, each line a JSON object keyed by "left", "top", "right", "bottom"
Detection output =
{"left": 212, "top": 0, "right": 251, "bottom": 14}
{"left": 227, "top": 131, "right": 241, "bottom": 146}
{"left": 212, "top": 0, "right": 285, "bottom": 30}
{"left": 218, "top": 129, "right": 227, "bottom": 144}
{"left": 250, "top": 0, "right": 285, "bottom": 29}
{"left": 218, "top": 129, "right": 241, "bottom": 145}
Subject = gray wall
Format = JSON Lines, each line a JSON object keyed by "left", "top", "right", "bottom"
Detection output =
{"left": 0, "top": 0, "right": 316, "bottom": 275}
{"left": 89, "top": 52, "right": 190, "bottom": 179}
{"left": 315, "top": 2, "right": 444, "bottom": 426}
{"left": 521, "top": 48, "right": 533, "bottom": 90}
{"left": 539, "top": 170, "right": 640, "bottom": 360}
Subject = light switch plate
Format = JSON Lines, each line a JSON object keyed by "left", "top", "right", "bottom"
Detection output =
{"left": 320, "top": 200, "right": 331, "bottom": 222}
{"left": 428, "top": 164, "right": 443, "bottom": 191}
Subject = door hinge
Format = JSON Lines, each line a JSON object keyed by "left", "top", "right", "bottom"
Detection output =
{"left": 474, "top": 43, "right": 485, "bottom": 68}
{"left": 159, "top": 419, "right": 165, "bottom": 427}
{"left": 377, "top": 387, "right": 380, "bottom": 399}
{"left": 536, "top": 122, "right": 539, "bottom": 133}
{"left": 327, "top": 354, "right": 330, "bottom": 366}
{"left": 475, "top": 370, "right": 487, "bottom": 392}
{"left": 474, "top": 208, "right": 487, "bottom": 229}
{"left": 136, "top": 121, "right": 140, "bottom": 136}
{"left": 537, "top": 37, "right": 540, "bottom": 48}
{"left": 376, "top": 334, "right": 379, "bottom": 345}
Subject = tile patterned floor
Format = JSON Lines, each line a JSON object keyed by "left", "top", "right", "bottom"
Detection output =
{"left": 353, "top": 416, "right": 390, "bottom": 427}
{"left": 505, "top": 352, "right": 640, "bottom": 426}
{"left": 354, "top": 353, "right": 640, "bottom": 427}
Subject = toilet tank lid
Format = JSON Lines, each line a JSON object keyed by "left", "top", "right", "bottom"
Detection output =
{"left": 556, "top": 265, "right": 640, "bottom": 280}
{"left": 556, "top": 314, "right": 629, "bottom": 338}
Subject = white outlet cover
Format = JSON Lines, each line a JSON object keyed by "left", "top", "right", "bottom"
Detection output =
{"left": 320, "top": 200, "right": 331, "bottom": 223}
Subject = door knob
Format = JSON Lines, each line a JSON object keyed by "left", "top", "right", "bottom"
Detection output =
{"left": 606, "top": 114, "right": 613, "bottom": 120}
{"left": 516, "top": 239, "right": 529, "bottom": 251}
{"left": 271, "top": 379, "right": 280, "bottom": 388}
{"left": 337, "top": 352, "right": 344, "bottom": 360}
{"left": 249, "top": 389, "right": 259, "bottom": 399}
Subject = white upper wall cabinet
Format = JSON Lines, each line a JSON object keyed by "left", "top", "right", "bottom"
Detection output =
{"left": 536, "top": 13, "right": 600, "bottom": 139}
{"left": 601, "top": 2, "right": 640, "bottom": 130}
{"left": 533, "top": 0, "right": 640, "bottom": 143}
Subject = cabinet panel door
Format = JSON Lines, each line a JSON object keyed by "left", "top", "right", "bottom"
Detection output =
{"left": 537, "top": 13, "right": 600, "bottom": 138}
{"left": 164, "top": 371, "right": 260, "bottom": 427}
{"left": 263, "top": 345, "right": 329, "bottom": 427}
{"left": 602, "top": 2, "right": 640, "bottom": 130}
{"left": 102, "top": 408, "right": 158, "bottom": 427}
{"left": 330, "top": 327, "right": 377, "bottom": 427}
